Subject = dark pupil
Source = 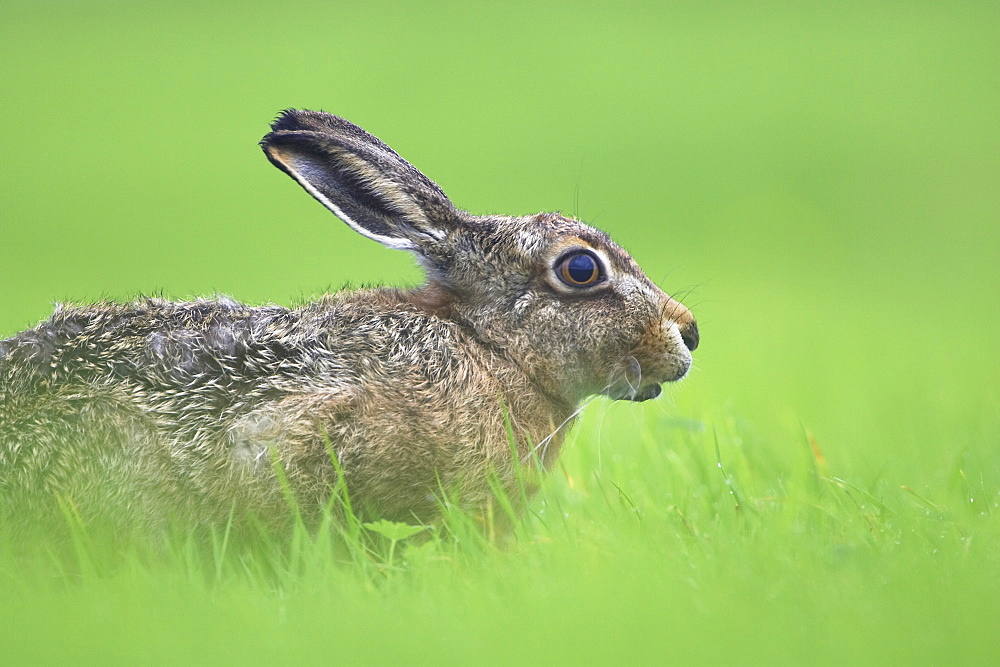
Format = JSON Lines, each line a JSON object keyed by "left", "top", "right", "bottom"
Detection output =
{"left": 567, "top": 253, "right": 596, "bottom": 283}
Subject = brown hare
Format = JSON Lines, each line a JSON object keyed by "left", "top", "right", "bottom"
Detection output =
{"left": 0, "top": 110, "right": 698, "bottom": 536}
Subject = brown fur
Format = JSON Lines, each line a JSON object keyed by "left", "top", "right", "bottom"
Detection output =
{"left": 0, "top": 110, "right": 697, "bottom": 537}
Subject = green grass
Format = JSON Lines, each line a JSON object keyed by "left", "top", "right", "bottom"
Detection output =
{"left": 2, "top": 406, "right": 997, "bottom": 663}
{"left": 1, "top": 0, "right": 998, "bottom": 664}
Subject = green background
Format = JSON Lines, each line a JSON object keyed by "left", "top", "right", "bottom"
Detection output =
{"left": 2, "top": 1, "right": 998, "bottom": 663}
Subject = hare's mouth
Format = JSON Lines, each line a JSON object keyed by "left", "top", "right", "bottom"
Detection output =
{"left": 601, "top": 352, "right": 691, "bottom": 402}
{"left": 603, "top": 383, "right": 663, "bottom": 402}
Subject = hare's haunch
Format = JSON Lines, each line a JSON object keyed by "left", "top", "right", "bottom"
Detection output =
{"left": 0, "top": 110, "right": 698, "bottom": 533}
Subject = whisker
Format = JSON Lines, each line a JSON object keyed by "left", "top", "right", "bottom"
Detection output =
{"left": 523, "top": 381, "right": 615, "bottom": 465}
{"left": 656, "top": 280, "right": 706, "bottom": 315}
{"left": 593, "top": 391, "right": 614, "bottom": 471}
{"left": 625, "top": 355, "right": 643, "bottom": 400}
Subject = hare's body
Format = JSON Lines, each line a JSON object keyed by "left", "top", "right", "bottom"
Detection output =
{"left": 0, "top": 291, "right": 565, "bottom": 531}
{"left": 0, "top": 110, "right": 697, "bottom": 534}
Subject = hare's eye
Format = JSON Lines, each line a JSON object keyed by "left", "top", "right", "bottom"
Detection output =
{"left": 557, "top": 251, "right": 603, "bottom": 287}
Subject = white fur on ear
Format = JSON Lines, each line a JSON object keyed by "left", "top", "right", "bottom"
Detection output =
{"left": 263, "top": 129, "right": 450, "bottom": 252}
{"left": 280, "top": 154, "right": 418, "bottom": 251}
{"left": 327, "top": 149, "right": 447, "bottom": 243}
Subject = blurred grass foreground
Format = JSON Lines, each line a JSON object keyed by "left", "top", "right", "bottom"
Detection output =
{"left": 1, "top": 1, "right": 998, "bottom": 664}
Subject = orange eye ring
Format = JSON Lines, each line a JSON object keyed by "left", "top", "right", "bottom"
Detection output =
{"left": 556, "top": 251, "right": 603, "bottom": 287}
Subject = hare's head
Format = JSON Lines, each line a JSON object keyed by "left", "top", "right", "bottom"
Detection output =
{"left": 262, "top": 110, "right": 697, "bottom": 406}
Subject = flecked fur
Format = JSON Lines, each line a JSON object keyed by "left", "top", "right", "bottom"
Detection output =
{"left": 0, "top": 110, "right": 698, "bottom": 536}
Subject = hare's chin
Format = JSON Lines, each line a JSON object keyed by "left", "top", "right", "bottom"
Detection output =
{"left": 635, "top": 385, "right": 663, "bottom": 401}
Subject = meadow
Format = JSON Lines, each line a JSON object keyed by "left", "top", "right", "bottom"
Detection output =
{"left": 1, "top": 1, "right": 998, "bottom": 663}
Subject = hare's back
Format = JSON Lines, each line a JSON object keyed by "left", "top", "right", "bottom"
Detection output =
{"left": 1, "top": 298, "right": 289, "bottom": 389}
{"left": 0, "top": 290, "right": 478, "bottom": 416}
{"left": 0, "top": 295, "right": 464, "bottom": 394}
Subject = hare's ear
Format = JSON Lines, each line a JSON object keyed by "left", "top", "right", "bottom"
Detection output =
{"left": 261, "top": 110, "right": 457, "bottom": 251}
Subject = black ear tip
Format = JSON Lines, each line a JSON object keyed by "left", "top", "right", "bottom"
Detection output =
{"left": 268, "top": 109, "right": 355, "bottom": 136}
{"left": 268, "top": 108, "right": 311, "bottom": 133}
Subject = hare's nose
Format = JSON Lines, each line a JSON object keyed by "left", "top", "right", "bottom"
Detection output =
{"left": 680, "top": 321, "right": 699, "bottom": 352}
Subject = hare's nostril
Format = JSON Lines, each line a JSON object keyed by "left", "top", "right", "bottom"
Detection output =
{"left": 680, "top": 322, "right": 699, "bottom": 352}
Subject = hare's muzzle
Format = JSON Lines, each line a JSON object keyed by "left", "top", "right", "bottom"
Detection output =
{"left": 617, "top": 295, "right": 699, "bottom": 399}
{"left": 600, "top": 292, "right": 699, "bottom": 402}
{"left": 679, "top": 320, "right": 699, "bottom": 352}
